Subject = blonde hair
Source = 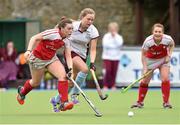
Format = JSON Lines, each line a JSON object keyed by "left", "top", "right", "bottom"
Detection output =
{"left": 79, "top": 8, "right": 95, "bottom": 19}
{"left": 152, "top": 23, "right": 164, "bottom": 33}
{"left": 108, "top": 22, "right": 119, "bottom": 32}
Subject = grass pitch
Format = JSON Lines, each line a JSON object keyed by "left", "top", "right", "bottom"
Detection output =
{"left": 0, "top": 89, "right": 180, "bottom": 124}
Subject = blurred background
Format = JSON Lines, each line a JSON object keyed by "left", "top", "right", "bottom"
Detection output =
{"left": 0, "top": 0, "right": 180, "bottom": 90}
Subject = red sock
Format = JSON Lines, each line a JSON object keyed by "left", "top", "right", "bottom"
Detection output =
{"left": 57, "top": 80, "right": 68, "bottom": 103}
{"left": 137, "top": 82, "right": 148, "bottom": 103}
{"left": 21, "top": 80, "right": 33, "bottom": 96}
{"left": 161, "top": 80, "right": 170, "bottom": 103}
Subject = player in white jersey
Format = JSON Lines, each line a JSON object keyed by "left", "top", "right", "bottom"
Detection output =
{"left": 17, "top": 18, "right": 74, "bottom": 112}
{"left": 50, "top": 8, "right": 99, "bottom": 112}
{"left": 131, "top": 23, "right": 175, "bottom": 109}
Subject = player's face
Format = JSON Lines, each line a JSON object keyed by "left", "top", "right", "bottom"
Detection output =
{"left": 62, "top": 23, "right": 73, "bottom": 37}
{"left": 152, "top": 27, "right": 163, "bottom": 41}
{"left": 81, "top": 14, "right": 95, "bottom": 29}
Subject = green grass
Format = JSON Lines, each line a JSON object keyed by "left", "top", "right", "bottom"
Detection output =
{"left": 0, "top": 89, "right": 180, "bottom": 124}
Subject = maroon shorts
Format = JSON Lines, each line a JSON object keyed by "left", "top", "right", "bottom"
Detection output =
{"left": 63, "top": 51, "right": 87, "bottom": 63}
{"left": 71, "top": 51, "right": 86, "bottom": 62}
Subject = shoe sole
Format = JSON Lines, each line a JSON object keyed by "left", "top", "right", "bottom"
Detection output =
{"left": 60, "top": 103, "right": 74, "bottom": 111}
{"left": 163, "top": 106, "right": 172, "bottom": 109}
{"left": 17, "top": 94, "right": 24, "bottom": 105}
{"left": 17, "top": 86, "right": 25, "bottom": 105}
{"left": 131, "top": 106, "right": 143, "bottom": 108}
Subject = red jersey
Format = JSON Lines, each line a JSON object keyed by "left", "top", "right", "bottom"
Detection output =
{"left": 33, "top": 29, "right": 65, "bottom": 60}
{"left": 142, "top": 34, "right": 173, "bottom": 59}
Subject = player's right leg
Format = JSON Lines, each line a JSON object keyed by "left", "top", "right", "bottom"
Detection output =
{"left": 131, "top": 82, "right": 149, "bottom": 108}
{"left": 56, "top": 81, "right": 74, "bottom": 111}
{"left": 17, "top": 67, "right": 44, "bottom": 105}
{"left": 49, "top": 70, "right": 76, "bottom": 111}
{"left": 131, "top": 70, "right": 153, "bottom": 108}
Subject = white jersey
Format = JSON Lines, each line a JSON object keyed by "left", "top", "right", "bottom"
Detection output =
{"left": 102, "top": 32, "right": 123, "bottom": 60}
{"left": 64, "top": 21, "right": 99, "bottom": 59}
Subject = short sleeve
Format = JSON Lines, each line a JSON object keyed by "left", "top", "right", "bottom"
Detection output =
{"left": 63, "top": 38, "right": 71, "bottom": 48}
{"left": 41, "top": 29, "right": 59, "bottom": 40}
{"left": 142, "top": 40, "right": 149, "bottom": 50}
{"left": 90, "top": 26, "right": 99, "bottom": 39}
{"left": 166, "top": 35, "right": 174, "bottom": 45}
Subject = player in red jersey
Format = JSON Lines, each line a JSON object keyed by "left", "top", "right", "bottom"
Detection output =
{"left": 17, "top": 17, "right": 74, "bottom": 111}
{"left": 131, "top": 23, "right": 175, "bottom": 109}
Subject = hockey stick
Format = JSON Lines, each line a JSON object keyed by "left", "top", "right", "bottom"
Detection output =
{"left": 121, "top": 69, "right": 153, "bottom": 93}
{"left": 67, "top": 76, "right": 103, "bottom": 117}
{"left": 121, "top": 59, "right": 165, "bottom": 93}
{"left": 90, "top": 69, "right": 108, "bottom": 100}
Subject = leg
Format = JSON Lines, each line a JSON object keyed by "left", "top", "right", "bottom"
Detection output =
{"left": 51, "top": 57, "right": 88, "bottom": 105}
{"left": 131, "top": 70, "right": 153, "bottom": 108}
{"left": 159, "top": 65, "right": 172, "bottom": 108}
{"left": 70, "top": 57, "right": 88, "bottom": 103}
{"left": 53, "top": 66, "right": 79, "bottom": 104}
{"left": 17, "top": 65, "right": 45, "bottom": 105}
{"left": 51, "top": 68, "right": 78, "bottom": 112}
{"left": 111, "top": 60, "right": 119, "bottom": 89}
{"left": 47, "top": 60, "right": 73, "bottom": 111}
{"left": 103, "top": 60, "right": 113, "bottom": 89}
{"left": 102, "top": 60, "right": 108, "bottom": 90}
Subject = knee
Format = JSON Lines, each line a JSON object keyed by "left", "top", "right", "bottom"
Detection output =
{"left": 81, "top": 67, "right": 88, "bottom": 74}
{"left": 141, "top": 79, "right": 149, "bottom": 85}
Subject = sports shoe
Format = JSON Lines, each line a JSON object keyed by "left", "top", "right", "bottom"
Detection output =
{"left": 163, "top": 102, "right": 172, "bottom": 109}
{"left": 131, "top": 101, "right": 144, "bottom": 108}
{"left": 59, "top": 101, "right": 74, "bottom": 111}
{"left": 71, "top": 94, "right": 79, "bottom": 104}
{"left": 50, "top": 97, "right": 60, "bottom": 112}
{"left": 17, "top": 86, "right": 25, "bottom": 105}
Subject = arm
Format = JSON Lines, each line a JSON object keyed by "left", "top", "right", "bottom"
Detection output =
{"left": 165, "top": 40, "right": 175, "bottom": 63}
{"left": 27, "top": 33, "right": 42, "bottom": 51}
{"left": 89, "top": 38, "right": 98, "bottom": 71}
{"left": 90, "top": 38, "right": 98, "bottom": 63}
{"left": 64, "top": 46, "right": 73, "bottom": 71}
{"left": 168, "top": 40, "right": 175, "bottom": 57}
{"left": 141, "top": 49, "right": 148, "bottom": 73}
{"left": 24, "top": 33, "right": 43, "bottom": 61}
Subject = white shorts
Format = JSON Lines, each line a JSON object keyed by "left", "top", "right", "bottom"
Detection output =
{"left": 146, "top": 57, "right": 170, "bottom": 69}
{"left": 29, "top": 54, "right": 58, "bottom": 69}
